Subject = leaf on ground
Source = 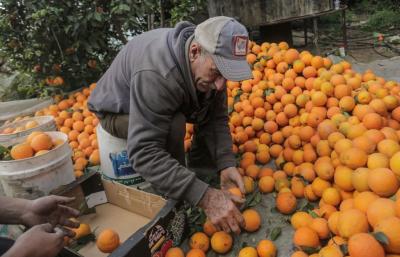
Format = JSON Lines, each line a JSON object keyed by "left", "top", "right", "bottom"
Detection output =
{"left": 300, "top": 202, "right": 315, "bottom": 212}
{"left": 270, "top": 227, "right": 282, "bottom": 241}
{"left": 301, "top": 246, "right": 320, "bottom": 255}
{"left": 242, "top": 190, "right": 262, "bottom": 210}
{"left": 339, "top": 244, "right": 349, "bottom": 255}
{"left": 372, "top": 232, "right": 390, "bottom": 245}
{"left": 308, "top": 210, "right": 320, "bottom": 218}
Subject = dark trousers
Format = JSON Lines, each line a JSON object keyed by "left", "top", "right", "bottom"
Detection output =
{"left": 99, "top": 113, "right": 217, "bottom": 177}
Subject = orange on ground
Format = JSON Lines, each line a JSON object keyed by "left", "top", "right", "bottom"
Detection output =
{"left": 276, "top": 192, "right": 297, "bottom": 214}
{"left": 366, "top": 198, "right": 396, "bottom": 228}
{"left": 189, "top": 232, "right": 209, "bottom": 252}
{"left": 242, "top": 209, "right": 261, "bottom": 232}
{"left": 348, "top": 233, "right": 385, "bottom": 257}
{"left": 337, "top": 209, "right": 369, "bottom": 238}
{"left": 238, "top": 247, "right": 258, "bottom": 257}
{"left": 210, "top": 231, "right": 232, "bottom": 254}
{"left": 293, "top": 227, "right": 320, "bottom": 249}
{"left": 186, "top": 249, "right": 206, "bottom": 257}
{"left": 203, "top": 219, "right": 217, "bottom": 237}
{"left": 257, "top": 239, "right": 277, "bottom": 257}
{"left": 374, "top": 216, "right": 400, "bottom": 254}
{"left": 368, "top": 168, "right": 399, "bottom": 197}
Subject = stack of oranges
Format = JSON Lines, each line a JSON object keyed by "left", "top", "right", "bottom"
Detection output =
{"left": 167, "top": 227, "right": 276, "bottom": 257}
{"left": 233, "top": 41, "right": 400, "bottom": 257}
{"left": 182, "top": 40, "right": 400, "bottom": 257}
{"left": 34, "top": 83, "right": 100, "bottom": 178}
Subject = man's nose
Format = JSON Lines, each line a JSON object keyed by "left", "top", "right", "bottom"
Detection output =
{"left": 215, "top": 76, "right": 226, "bottom": 91}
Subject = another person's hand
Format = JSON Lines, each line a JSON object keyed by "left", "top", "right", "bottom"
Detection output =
{"left": 220, "top": 167, "right": 245, "bottom": 195}
{"left": 198, "top": 187, "right": 244, "bottom": 234}
{"left": 20, "top": 195, "right": 80, "bottom": 229}
{"left": 3, "top": 223, "right": 66, "bottom": 257}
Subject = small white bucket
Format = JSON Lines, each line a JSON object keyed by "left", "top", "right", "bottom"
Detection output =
{"left": 0, "top": 116, "right": 57, "bottom": 147}
{"left": 96, "top": 124, "right": 145, "bottom": 186}
{"left": 0, "top": 132, "right": 75, "bottom": 199}
{"left": 0, "top": 97, "right": 53, "bottom": 126}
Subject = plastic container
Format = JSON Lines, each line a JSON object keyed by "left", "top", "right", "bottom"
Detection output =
{"left": 0, "top": 116, "right": 56, "bottom": 147}
{"left": 96, "top": 124, "right": 145, "bottom": 186}
{"left": 0, "top": 98, "right": 53, "bottom": 126}
{"left": 0, "top": 132, "right": 75, "bottom": 199}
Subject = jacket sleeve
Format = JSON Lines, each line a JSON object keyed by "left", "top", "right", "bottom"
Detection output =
{"left": 127, "top": 71, "right": 208, "bottom": 205}
{"left": 201, "top": 90, "right": 236, "bottom": 171}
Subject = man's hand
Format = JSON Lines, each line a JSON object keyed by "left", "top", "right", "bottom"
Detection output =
{"left": 198, "top": 187, "right": 244, "bottom": 234}
{"left": 220, "top": 167, "right": 245, "bottom": 195}
{"left": 3, "top": 223, "right": 66, "bottom": 257}
{"left": 20, "top": 195, "right": 79, "bottom": 230}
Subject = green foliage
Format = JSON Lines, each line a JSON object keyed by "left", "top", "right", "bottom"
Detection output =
{"left": 0, "top": 72, "right": 58, "bottom": 101}
{"left": 0, "top": 145, "right": 12, "bottom": 161}
{"left": 169, "top": 0, "right": 207, "bottom": 25}
{"left": 362, "top": 9, "right": 400, "bottom": 31}
{"left": 0, "top": 0, "right": 207, "bottom": 100}
{"left": 0, "top": 1, "right": 143, "bottom": 91}
{"left": 350, "top": 0, "right": 399, "bottom": 13}
{"left": 186, "top": 206, "right": 207, "bottom": 235}
{"left": 269, "top": 227, "right": 282, "bottom": 241}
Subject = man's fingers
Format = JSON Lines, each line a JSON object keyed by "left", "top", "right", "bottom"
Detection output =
{"left": 54, "top": 227, "right": 66, "bottom": 237}
{"left": 61, "top": 218, "right": 80, "bottom": 229}
{"left": 227, "top": 216, "right": 241, "bottom": 235}
{"left": 229, "top": 194, "right": 245, "bottom": 205}
{"left": 39, "top": 223, "right": 55, "bottom": 233}
{"left": 59, "top": 205, "right": 80, "bottom": 218}
{"left": 212, "top": 222, "right": 222, "bottom": 232}
{"left": 232, "top": 173, "right": 245, "bottom": 194}
{"left": 52, "top": 195, "right": 76, "bottom": 205}
{"left": 219, "top": 220, "right": 231, "bottom": 233}
{"left": 232, "top": 208, "right": 245, "bottom": 228}
{"left": 54, "top": 227, "right": 67, "bottom": 249}
{"left": 61, "top": 227, "right": 76, "bottom": 238}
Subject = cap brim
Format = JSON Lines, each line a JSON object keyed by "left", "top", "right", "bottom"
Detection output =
{"left": 211, "top": 55, "right": 253, "bottom": 82}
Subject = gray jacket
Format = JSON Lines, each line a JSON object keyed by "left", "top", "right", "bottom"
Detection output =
{"left": 88, "top": 22, "right": 236, "bottom": 205}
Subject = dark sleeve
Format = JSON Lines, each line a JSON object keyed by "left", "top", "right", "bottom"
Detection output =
{"left": 202, "top": 90, "right": 236, "bottom": 171}
{"left": 127, "top": 71, "right": 208, "bottom": 205}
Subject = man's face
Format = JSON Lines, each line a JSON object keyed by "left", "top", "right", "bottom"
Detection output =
{"left": 190, "top": 44, "right": 226, "bottom": 93}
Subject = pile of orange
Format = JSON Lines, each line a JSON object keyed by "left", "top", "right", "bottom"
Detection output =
{"left": 9, "top": 131, "right": 64, "bottom": 160}
{"left": 167, "top": 227, "right": 277, "bottom": 257}
{"left": 33, "top": 83, "right": 100, "bottom": 178}
{"left": 181, "top": 40, "right": 400, "bottom": 257}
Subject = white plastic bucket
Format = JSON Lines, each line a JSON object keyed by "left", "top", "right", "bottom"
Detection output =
{"left": 0, "top": 98, "right": 53, "bottom": 126}
{"left": 0, "top": 116, "right": 57, "bottom": 147}
{"left": 0, "top": 132, "right": 75, "bottom": 199}
{"left": 96, "top": 124, "right": 145, "bottom": 186}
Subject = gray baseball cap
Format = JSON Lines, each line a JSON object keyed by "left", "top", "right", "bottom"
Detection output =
{"left": 195, "top": 16, "right": 253, "bottom": 82}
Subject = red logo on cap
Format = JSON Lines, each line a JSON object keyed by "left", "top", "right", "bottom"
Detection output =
{"left": 233, "top": 36, "right": 248, "bottom": 56}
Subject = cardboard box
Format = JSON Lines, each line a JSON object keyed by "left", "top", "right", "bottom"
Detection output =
{"left": 56, "top": 172, "right": 186, "bottom": 257}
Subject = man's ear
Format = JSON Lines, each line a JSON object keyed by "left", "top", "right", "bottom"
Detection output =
{"left": 189, "top": 42, "right": 201, "bottom": 62}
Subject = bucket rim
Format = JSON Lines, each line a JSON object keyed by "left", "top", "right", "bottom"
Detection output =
{"left": 0, "top": 131, "right": 68, "bottom": 163}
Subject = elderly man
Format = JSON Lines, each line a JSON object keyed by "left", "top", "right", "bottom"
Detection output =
{"left": 88, "top": 16, "right": 252, "bottom": 234}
